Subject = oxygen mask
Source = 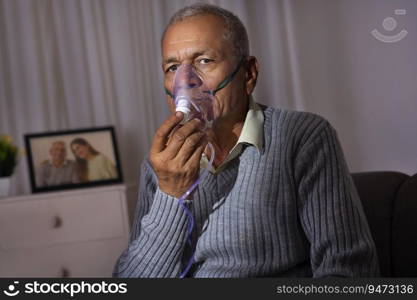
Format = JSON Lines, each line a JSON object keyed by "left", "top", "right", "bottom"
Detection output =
{"left": 171, "top": 64, "right": 215, "bottom": 129}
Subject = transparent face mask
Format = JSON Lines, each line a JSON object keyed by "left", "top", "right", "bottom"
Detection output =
{"left": 170, "top": 64, "right": 215, "bottom": 128}
{"left": 165, "top": 58, "right": 244, "bottom": 128}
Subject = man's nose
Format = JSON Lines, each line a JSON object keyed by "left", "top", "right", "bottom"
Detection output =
{"left": 175, "top": 65, "right": 203, "bottom": 89}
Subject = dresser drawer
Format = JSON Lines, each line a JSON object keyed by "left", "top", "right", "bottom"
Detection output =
{"left": 0, "top": 237, "right": 127, "bottom": 277}
{"left": 0, "top": 190, "right": 126, "bottom": 250}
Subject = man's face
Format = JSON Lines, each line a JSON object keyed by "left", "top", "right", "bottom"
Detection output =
{"left": 50, "top": 142, "right": 66, "bottom": 163}
{"left": 162, "top": 14, "right": 247, "bottom": 122}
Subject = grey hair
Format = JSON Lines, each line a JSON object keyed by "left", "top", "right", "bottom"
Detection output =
{"left": 162, "top": 3, "right": 249, "bottom": 60}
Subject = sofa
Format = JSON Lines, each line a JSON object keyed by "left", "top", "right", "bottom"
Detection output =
{"left": 352, "top": 171, "right": 417, "bottom": 277}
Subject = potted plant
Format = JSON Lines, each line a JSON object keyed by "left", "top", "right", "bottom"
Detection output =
{"left": 0, "top": 135, "right": 18, "bottom": 197}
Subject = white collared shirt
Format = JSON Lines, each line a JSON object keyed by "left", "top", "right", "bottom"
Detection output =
{"left": 201, "top": 96, "right": 264, "bottom": 174}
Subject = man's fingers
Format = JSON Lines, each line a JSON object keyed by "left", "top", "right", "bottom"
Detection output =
{"left": 151, "top": 112, "right": 183, "bottom": 153}
{"left": 163, "top": 118, "right": 204, "bottom": 158}
{"left": 184, "top": 139, "right": 208, "bottom": 169}
{"left": 176, "top": 131, "right": 206, "bottom": 164}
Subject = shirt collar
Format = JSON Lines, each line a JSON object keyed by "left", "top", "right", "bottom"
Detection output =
{"left": 49, "top": 159, "right": 70, "bottom": 167}
{"left": 200, "top": 95, "right": 264, "bottom": 174}
{"left": 234, "top": 95, "right": 264, "bottom": 152}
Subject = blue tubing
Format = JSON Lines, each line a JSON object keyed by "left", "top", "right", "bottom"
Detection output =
{"left": 178, "top": 142, "right": 215, "bottom": 278}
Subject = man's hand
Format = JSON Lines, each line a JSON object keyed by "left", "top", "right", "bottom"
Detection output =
{"left": 149, "top": 112, "right": 208, "bottom": 198}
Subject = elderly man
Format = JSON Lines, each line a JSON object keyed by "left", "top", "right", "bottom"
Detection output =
{"left": 36, "top": 140, "right": 78, "bottom": 187}
{"left": 114, "top": 4, "right": 379, "bottom": 278}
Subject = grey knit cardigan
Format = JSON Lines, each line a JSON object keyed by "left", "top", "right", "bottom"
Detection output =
{"left": 113, "top": 106, "right": 380, "bottom": 278}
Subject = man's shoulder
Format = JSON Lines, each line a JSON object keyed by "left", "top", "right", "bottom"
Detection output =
{"left": 259, "top": 105, "right": 340, "bottom": 159}
{"left": 264, "top": 105, "right": 327, "bottom": 126}
{"left": 65, "top": 159, "right": 76, "bottom": 167}
{"left": 40, "top": 160, "right": 51, "bottom": 166}
{"left": 264, "top": 106, "right": 330, "bottom": 139}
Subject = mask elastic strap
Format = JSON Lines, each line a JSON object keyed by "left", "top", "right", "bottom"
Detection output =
{"left": 165, "top": 87, "right": 173, "bottom": 98}
{"left": 212, "top": 57, "right": 245, "bottom": 96}
{"left": 164, "top": 57, "right": 245, "bottom": 98}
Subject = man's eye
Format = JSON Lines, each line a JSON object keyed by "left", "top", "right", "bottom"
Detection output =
{"left": 166, "top": 65, "right": 178, "bottom": 73}
{"left": 199, "top": 58, "right": 213, "bottom": 65}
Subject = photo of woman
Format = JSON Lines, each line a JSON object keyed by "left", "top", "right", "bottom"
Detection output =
{"left": 25, "top": 127, "right": 122, "bottom": 193}
{"left": 70, "top": 137, "right": 117, "bottom": 182}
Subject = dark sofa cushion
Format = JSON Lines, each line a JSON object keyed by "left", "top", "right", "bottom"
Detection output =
{"left": 392, "top": 173, "right": 417, "bottom": 277}
{"left": 352, "top": 171, "right": 410, "bottom": 277}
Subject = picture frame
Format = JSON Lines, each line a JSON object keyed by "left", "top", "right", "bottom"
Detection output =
{"left": 24, "top": 126, "right": 123, "bottom": 193}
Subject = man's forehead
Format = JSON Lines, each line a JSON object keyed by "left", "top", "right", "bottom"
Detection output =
{"left": 167, "top": 37, "right": 202, "bottom": 45}
{"left": 164, "top": 14, "right": 227, "bottom": 39}
{"left": 51, "top": 141, "right": 65, "bottom": 148}
{"left": 162, "top": 15, "right": 228, "bottom": 58}
{"left": 163, "top": 48, "right": 217, "bottom": 64}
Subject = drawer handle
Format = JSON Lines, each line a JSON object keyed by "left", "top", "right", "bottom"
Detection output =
{"left": 61, "top": 267, "right": 70, "bottom": 278}
{"left": 52, "top": 216, "right": 63, "bottom": 229}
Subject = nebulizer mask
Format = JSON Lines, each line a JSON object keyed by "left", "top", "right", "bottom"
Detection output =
{"left": 172, "top": 64, "right": 215, "bottom": 129}
{"left": 165, "top": 59, "right": 244, "bottom": 278}
{"left": 165, "top": 57, "right": 244, "bottom": 126}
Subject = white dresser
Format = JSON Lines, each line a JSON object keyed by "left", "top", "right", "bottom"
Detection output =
{"left": 0, "top": 184, "right": 130, "bottom": 277}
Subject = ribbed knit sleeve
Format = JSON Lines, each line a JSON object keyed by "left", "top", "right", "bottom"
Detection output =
{"left": 112, "top": 160, "right": 189, "bottom": 278}
{"left": 295, "top": 120, "right": 380, "bottom": 277}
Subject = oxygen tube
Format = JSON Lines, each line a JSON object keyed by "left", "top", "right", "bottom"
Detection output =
{"left": 167, "top": 59, "right": 243, "bottom": 278}
{"left": 169, "top": 64, "right": 215, "bottom": 278}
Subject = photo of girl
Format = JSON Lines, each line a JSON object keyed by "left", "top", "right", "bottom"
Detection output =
{"left": 70, "top": 137, "right": 117, "bottom": 182}
{"left": 25, "top": 126, "right": 122, "bottom": 193}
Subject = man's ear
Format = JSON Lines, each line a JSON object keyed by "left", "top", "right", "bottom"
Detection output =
{"left": 245, "top": 56, "right": 259, "bottom": 95}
